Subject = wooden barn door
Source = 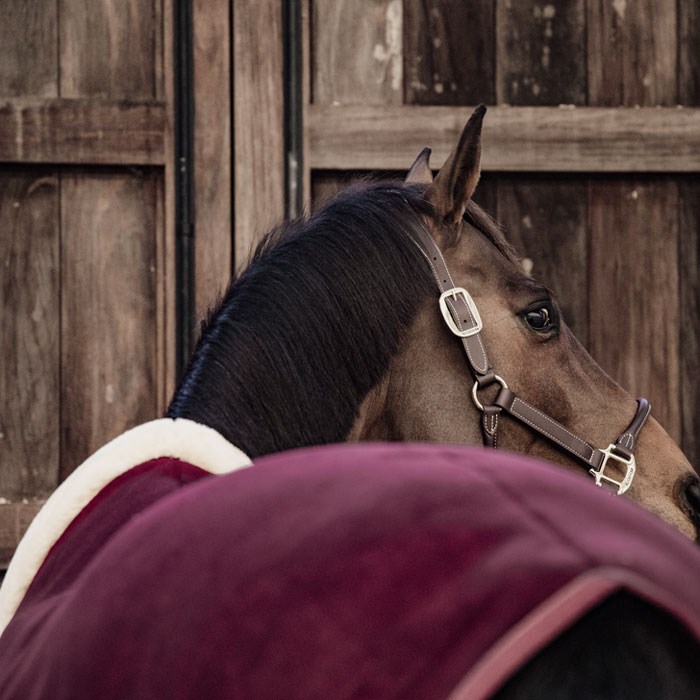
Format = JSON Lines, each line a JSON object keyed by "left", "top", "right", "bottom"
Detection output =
{"left": 2, "top": 1, "right": 698, "bottom": 566}
{"left": 305, "top": 0, "right": 700, "bottom": 468}
{"left": 0, "top": 1, "right": 175, "bottom": 565}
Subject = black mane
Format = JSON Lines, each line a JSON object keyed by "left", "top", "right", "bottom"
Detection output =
{"left": 167, "top": 182, "right": 437, "bottom": 457}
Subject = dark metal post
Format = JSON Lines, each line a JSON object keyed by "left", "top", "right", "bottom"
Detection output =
{"left": 173, "top": 0, "right": 195, "bottom": 378}
{"left": 284, "top": 0, "right": 304, "bottom": 219}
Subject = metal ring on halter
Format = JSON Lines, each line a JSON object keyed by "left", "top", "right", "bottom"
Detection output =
{"left": 471, "top": 375, "right": 508, "bottom": 412}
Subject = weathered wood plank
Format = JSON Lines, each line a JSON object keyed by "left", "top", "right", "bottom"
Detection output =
{"left": 404, "top": 0, "right": 494, "bottom": 105}
{"left": 160, "top": 0, "right": 177, "bottom": 406}
{"left": 496, "top": 0, "right": 585, "bottom": 105}
{"left": 59, "top": 0, "right": 158, "bottom": 98}
{"left": 472, "top": 173, "right": 497, "bottom": 219}
{"left": 301, "top": 0, "right": 312, "bottom": 207}
{"left": 0, "top": 173, "right": 60, "bottom": 500}
{"left": 60, "top": 171, "right": 160, "bottom": 477}
{"left": 233, "top": 0, "right": 285, "bottom": 268}
{"left": 311, "top": 170, "right": 405, "bottom": 210}
{"left": 311, "top": 168, "right": 498, "bottom": 217}
{"left": 0, "top": 99, "right": 165, "bottom": 165}
{"left": 0, "top": 502, "right": 44, "bottom": 570}
{"left": 193, "top": 0, "right": 232, "bottom": 321}
{"left": 313, "top": 0, "right": 403, "bottom": 105}
{"left": 588, "top": 179, "right": 680, "bottom": 440}
{"left": 587, "top": 0, "right": 676, "bottom": 106}
{"left": 679, "top": 179, "right": 700, "bottom": 467}
{"left": 308, "top": 105, "right": 700, "bottom": 172}
{"left": 679, "top": 0, "right": 700, "bottom": 105}
{"left": 312, "top": 172, "right": 355, "bottom": 209}
{"left": 496, "top": 177, "right": 588, "bottom": 344}
{"left": 0, "top": 0, "right": 58, "bottom": 97}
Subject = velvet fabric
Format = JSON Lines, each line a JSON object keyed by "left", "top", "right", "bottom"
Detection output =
{"left": 1, "top": 443, "right": 699, "bottom": 699}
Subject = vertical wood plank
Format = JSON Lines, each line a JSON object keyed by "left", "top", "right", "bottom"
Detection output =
{"left": 313, "top": 0, "right": 403, "bottom": 105}
{"left": 0, "top": 173, "right": 60, "bottom": 499}
{"left": 301, "top": 0, "right": 313, "bottom": 208}
{"left": 160, "top": 0, "right": 176, "bottom": 406}
{"left": 496, "top": 176, "right": 588, "bottom": 343}
{"left": 403, "top": 0, "right": 495, "bottom": 105}
{"left": 59, "top": 0, "right": 158, "bottom": 98}
{"left": 473, "top": 174, "right": 498, "bottom": 221}
{"left": 60, "top": 171, "right": 159, "bottom": 477}
{"left": 588, "top": 179, "right": 680, "bottom": 439}
{"left": 311, "top": 171, "right": 400, "bottom": 209}
{"left": 153, "top": 0, "right": 165, "bottom": 101}
{"left": 0, "top": 0, "right": 58, "bottom": 97}
{"left": 312, "top": 172, "right": 353, "bottom": 209}
{"left": 496, "top": 0, "right": 585, "bottom": 105}
{"left": 587, "top": 0, "right": 677, "bottom": 105}
{"left": 679, "top": 0, "right": 700, "bottom": 105}
{"left": 193, "top": 0, "right": 232, "bottom": 321}
{"left": 679, "top": 179, "right": 700, "bottom": 467}
{"left": 233, "top": 0, "right": 285, "bottom": 267}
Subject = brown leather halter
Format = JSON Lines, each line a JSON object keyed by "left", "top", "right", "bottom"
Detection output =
{"left": 409, "top": 223, "right": 651, "bottom": 495}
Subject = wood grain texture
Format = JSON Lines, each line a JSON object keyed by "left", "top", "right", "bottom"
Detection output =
{"left": 496, "top": 177, "right": 588, "bottom": 344}
{"left": 59, "top": 0, "right": 158, "bottom": 98}
{"left": 588, "top": 179, "right": 680, "bottom": 440}
{"left": 403, "top": 0, "right": 495, "bottom": 105}
{"left": 679, "top": 179, "right": 700, "bottom": 467}
{"left": 313, "top": 0, "right": 403, "bottom": 105}
{"left": 159, "top": 0, "right": 177, "bottom": 406}
{"left": 0, "top": 0, "right": 57, "bottom": 97}
{"left": 0, "top": 99, "right": 165, "bottom": 165}
{"left": 472, "top": 173, "right": 498, "bottom": 219}
{"left": 496, "top": 0, "right": 585, "bottom": 105}
{"left": 233, "top": 0, "right": 285, "bottom": 268}
{"left": 679, "top": 0, "right": 700, "bottom": 105}
{"left": 301, "top": 0, "right": 312, "bottom": 207}
{"left": 0, "top": 502, "right": 44, "bottom": 569}
{"left": 193, "top": 0, "right": 232, "bottom": 322}
{"left": 308, "top": 105, "right": 700, "bottom": 171}
{"left": 311, "top": 169, "right": 406, "bottom": 210}
{"left": 587, "top": 0, "right": 676, "bottom": 106}
{"left": 311, "top": 172, "right": 356, "bottom": 209}
{"left": 0, "top": 173, "right": 59, "bottom": 500}
{"left": 60, "top": 171, "right": 159, "bottom": 477}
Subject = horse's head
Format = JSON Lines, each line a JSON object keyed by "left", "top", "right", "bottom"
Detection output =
{"left": 352, "top": 106, "right": 700, "bottom": 539}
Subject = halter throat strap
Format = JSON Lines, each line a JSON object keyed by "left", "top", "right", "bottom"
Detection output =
{"left": 408, "top": 224, "right": 651, "bottom": 495}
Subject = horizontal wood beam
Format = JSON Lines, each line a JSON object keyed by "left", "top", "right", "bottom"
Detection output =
{"left": 309, "top": 105, "right": 700, "bottom": 172}
{"left": 0, "top": 99, "right": 165, "bottom": 166}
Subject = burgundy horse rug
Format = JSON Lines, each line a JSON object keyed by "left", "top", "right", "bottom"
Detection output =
{"left": 1, "top": 433, "right": 700, "bottom": 698}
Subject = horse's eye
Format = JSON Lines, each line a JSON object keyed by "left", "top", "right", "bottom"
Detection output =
{"left": 524, "top": 304, "right": 554, "bottom": 332}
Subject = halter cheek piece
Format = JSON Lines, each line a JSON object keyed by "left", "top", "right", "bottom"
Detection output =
{"left": 410, "top": 225, "right": 651, "bottom": 496}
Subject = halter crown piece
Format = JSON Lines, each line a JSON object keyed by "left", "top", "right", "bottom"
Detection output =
{"left": 409, "top": 225, "right": 651, "bottom": 495}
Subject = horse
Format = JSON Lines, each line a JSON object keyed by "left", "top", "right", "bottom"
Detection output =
{"left": 168, "top": 105, "right": 700, "bottom": 539}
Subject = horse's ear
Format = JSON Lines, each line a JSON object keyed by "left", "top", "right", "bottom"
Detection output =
{"left": 405, "top": 147, "right": 433, "bottom": 184}
{"left": 428, "top": 104, "right": 486, "bottom": 225}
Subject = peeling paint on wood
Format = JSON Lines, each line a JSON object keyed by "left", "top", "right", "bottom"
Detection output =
{"left": 314, "top": 0, "right": 403, "bottom": 105}
{"left": 404, "top": 0, "right": 495, "bottom": 105}
{"left": 497, "top": 0, "right": 586, "bottom": 105}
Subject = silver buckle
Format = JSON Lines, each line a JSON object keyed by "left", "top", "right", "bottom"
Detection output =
{"left": 589, "top": 445, "right": 636, "bottom": 495}
{"left": 439, "top": 287, "right": 483, "bottom": 338}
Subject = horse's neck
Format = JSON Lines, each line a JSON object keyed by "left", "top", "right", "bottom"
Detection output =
{"left": 347, "top": 305, "right": 484, "bottom": 446}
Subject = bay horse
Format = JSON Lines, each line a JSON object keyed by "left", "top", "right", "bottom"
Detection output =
{"left": 168, "top": 106, "right": 700, "bottom": 539}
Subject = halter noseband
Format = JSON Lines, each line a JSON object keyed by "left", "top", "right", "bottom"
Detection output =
{"left": 410, "top": 224, "right": 651, "bottom": 495}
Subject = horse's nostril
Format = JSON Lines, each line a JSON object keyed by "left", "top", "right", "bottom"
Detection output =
{"left": 684, "top": 477, "right": 700, "bottom": 515}
{"left": 675, "top": 474, "right": 700, "bottom": 543}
